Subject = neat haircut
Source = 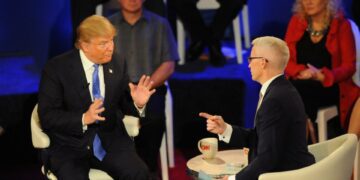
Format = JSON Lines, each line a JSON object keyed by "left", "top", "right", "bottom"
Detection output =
{"left": 252, "top": 36, "right": 290, "bottom": 70}
{"left": 75, "top": 15, "right": 116, "bottom": 48}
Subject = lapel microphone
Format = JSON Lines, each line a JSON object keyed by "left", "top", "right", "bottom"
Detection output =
{"left": 83, "top": 83, "right": 90, "bottom": 89}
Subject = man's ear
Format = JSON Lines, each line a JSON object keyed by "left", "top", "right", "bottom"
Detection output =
{"left": 80, "top": 42, "right": 89, "bottom": 53}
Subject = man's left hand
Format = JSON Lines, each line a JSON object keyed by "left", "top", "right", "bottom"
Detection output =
{"left": 129, "top": 75, "right": 156, "bottom": 108}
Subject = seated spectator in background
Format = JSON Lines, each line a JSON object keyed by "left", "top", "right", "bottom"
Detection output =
{"left": 173, "top": 0, "right": 246, "bottom": 66}
{"left": 348, "top": 97, "right": 360, "bottom": 138}
{"left": 284, "top": 0, "right": 359, "bottom": 142}
{"left": 109, "top": 0, "right": 178, "bottom": 178}
{"left": 200, "top": 36, "right": 315, "bottom": 180}
{"left": 38, "top": 15, "right": 155, "bottom": 179}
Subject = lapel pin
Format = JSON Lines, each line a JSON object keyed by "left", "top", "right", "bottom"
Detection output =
{"left": 109, "top": 69, "right": 113, "bottom": 74}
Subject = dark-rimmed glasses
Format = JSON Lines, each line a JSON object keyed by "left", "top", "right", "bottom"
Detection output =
{"left": 247, "top": 57, "right": 269, "bottom": 64}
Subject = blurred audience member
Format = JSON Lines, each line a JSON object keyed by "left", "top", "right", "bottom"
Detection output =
{"left": 172, "top": 0, "right": 246, "bottom": 66}
{"left": 109, "top": 0, "right": 178, "bottom": 178}
{"left": 285, "top": 0, "right": 359, "bottom": 142}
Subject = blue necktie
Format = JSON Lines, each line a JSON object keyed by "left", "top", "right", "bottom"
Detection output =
{"left": 92, "top": 64, "right": 106, "bottom": 161}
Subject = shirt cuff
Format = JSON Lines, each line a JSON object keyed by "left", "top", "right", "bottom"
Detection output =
{"left": 218, "top": 123, "right": 232, "bottom": 143}
{"left": 134, "top": 102, "right": 146, "bottom": 117}
{"left": 229, "top": 175, "right": 236, "bottom": 180}
{"left": 81, "top": 114, "right": 88, "bottom": 132}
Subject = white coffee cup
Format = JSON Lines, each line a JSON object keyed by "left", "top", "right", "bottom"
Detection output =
{"left": 198, "top": 137, "right": 218, "bottom": 159}
{"left": 122, "top": 115, "right": 140, "bottom": 137}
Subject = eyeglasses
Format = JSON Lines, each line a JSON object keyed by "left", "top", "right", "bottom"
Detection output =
{"left": 247, "top": 57, "right": 269, "bottom": 64}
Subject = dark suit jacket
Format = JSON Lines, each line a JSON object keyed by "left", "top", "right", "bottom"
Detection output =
{"left": 228, "top": 75, "right": 315, "bottom": 180}
{"left": 38, "top": 49, "right": 137, "bottom": 159}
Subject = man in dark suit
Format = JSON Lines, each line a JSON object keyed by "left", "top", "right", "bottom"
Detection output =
{"left": 200, "top": 36, "right": 315, "bottom": 180}
{"left": 38, "top": 15, "right": 155, "bottom": 179}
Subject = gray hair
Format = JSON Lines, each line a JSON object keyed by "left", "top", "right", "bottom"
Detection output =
{"left": 252, "top": 36, "right": 290, "bottom": 70}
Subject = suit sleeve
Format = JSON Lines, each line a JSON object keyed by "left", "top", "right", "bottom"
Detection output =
{"left": 38, "top": 61, "right": 84, "bottom": 136}
{"left": 228, "top": 126, "right": 255, "bottom": 148}
{"left": 236, "top": 98, "right": 286, "bottom": 180}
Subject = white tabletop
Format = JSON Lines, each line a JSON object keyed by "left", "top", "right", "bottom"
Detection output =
{"left": 187, "top": 149, "right": 248, "bottom": 178}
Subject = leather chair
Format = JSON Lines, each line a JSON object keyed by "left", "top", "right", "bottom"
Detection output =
{"left": 258, "top": 134, "right": 358, "bottom": 180}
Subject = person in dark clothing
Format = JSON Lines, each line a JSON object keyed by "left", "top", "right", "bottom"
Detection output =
{"left": 172, "top": 0, "right": 246, "bottom": 66}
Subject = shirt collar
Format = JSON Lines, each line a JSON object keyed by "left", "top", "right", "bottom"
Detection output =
{"left": 79, "top": 49, "right": 95, "bottom": 71}
{"left": 260, "top": 74, "right": 283, "bottom": 96}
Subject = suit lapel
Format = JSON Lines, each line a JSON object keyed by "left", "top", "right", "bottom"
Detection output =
{"left": 254, "top": 75, "right": 285, "bottom": 126}
{"left": 103, "top": 62, "right": 115, "bottom": 105}
{"left": 70, "top": 51, "right": 92, "bottom": 106}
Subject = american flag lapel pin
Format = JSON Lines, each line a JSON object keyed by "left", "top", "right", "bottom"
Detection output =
{"left": 109, "top": 69, "right": 113, "bottom": 74}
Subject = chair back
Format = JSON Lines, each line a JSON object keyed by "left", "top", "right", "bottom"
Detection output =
{"left": 31, "top": 104, "right": 50, "bottom": 148}
{"left": 258, "top": 134, "right": 358, "bottom": 180}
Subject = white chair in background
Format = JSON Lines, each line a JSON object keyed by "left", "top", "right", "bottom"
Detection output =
{"left": 176, "top": 0, "right": 251, "bottom": 65}
{"left": 316, "top": 105, "right": 338, "bottom": 142}
{"left": 31, "top": 104, "right": 113, "bottom": 180}
{"left": 316, "top": 19, "right": 360, "bottom": 143}
{"left": 258, "top": 134, "right": 358, "bottom": 180}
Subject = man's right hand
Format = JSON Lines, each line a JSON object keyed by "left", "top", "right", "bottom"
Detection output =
{"left": 84, "top": 99, "right": 105, "bottom": 125}
{"left": 199, "top": 112, "right": 227, "bottom": 134}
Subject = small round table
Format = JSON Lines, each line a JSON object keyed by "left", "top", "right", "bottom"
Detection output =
{"left": 187, "top": 149, "right": 248, "bottom": 179}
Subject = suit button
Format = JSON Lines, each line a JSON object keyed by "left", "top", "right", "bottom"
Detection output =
{"left": 87, "top": 146, "right": 90, "bottom": 150}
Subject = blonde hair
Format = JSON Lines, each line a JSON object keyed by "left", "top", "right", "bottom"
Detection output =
{"left": 292, "top": 0, "right": 342, "bottom": 20}
{"left": 75, "top": 15, "right": 116, "bottom": 48}
{"left": 252, "top": 36, "right": 290, "bottom": 70}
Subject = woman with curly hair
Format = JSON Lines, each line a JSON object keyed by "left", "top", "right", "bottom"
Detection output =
{"left": 284, "top": 0, "right": 359, "bottom": 143}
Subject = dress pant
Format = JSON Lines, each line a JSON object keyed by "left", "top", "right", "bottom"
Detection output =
{"left": 135, "top": 85, "right": 167, "bottom": 173}
{"left": 48, "top": 128, "right": 149, "bottom": 180}
{"left": 172, "top": 0, "right": 246, "bottom": 42}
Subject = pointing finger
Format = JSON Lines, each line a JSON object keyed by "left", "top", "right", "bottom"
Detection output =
{"left": 199, "top": 112, "right": 213, "bottom": 119}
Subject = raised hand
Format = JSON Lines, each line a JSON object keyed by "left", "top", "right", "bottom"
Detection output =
{"left": 129, "top": 75, "right": 156, "bottom": 108}
{"left": 199, "top": 112, "right": 227, "bottom": 134}
{"left": 84, "top": 99, "right": 105, "bottom": 125}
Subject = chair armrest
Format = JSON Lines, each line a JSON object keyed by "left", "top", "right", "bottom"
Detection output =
{"left": 31, "top": 113, "right": 50, "bottom": 148}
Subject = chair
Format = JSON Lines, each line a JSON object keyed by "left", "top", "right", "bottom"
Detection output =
{"left": 157, "top": 81, "right": 175, "bottom": 180}
{"left": 316, "top": 19, "right": 360, "bottom": 143}
{"left": 316, "top": 105, "right": 338, "bottom": 142}
{"left": 258, "top": 134, "right": 358, "bottom": 180}
{"left": 176, "top": 0, "right": 251, "bottom": 65}
{"left": 30, "top": 104, "right": 113, "bottom": 180}
{"left": 355, "top": 139, "right": 360, "bottom": 180}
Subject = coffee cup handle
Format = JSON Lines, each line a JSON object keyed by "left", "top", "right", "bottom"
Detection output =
{"left": 198, "top": 140, "right": 203, "bottom": 153}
